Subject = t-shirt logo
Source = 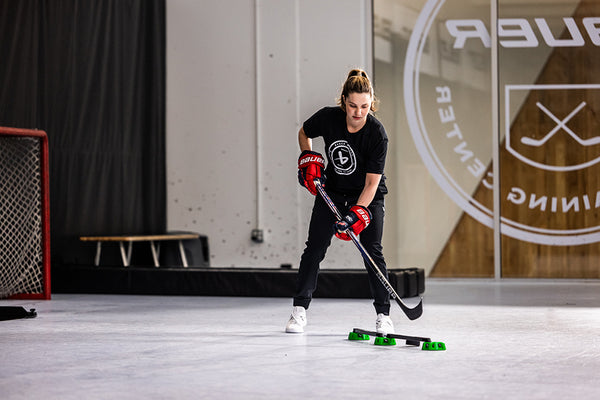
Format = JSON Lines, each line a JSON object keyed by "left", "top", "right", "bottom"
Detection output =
{"left": 328, "top": 140, "right": 356, "bottom": 175}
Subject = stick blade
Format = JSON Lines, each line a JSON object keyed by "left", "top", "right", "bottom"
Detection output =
{"left": 396, "top": 297, "right": 423, "bottom": 320}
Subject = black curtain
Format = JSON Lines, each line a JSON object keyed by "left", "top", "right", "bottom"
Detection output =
{"left": 0, "top": 0, "right": 166, "bottom": 264}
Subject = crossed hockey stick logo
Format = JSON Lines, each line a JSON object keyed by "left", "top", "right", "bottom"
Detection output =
{"left": 521, "top": 101, "right": 600, "bottom": 147}
{"left": 505, "top": 84, "right": 600, "bottom": 173}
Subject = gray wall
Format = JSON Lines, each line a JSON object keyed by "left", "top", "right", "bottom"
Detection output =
{"left": 166, "top": 0, "right": 376, "bottom": 268}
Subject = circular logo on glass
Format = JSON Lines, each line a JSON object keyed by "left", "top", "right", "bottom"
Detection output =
{"left": 404, "top": 0, "right": 600, "bottom": 245}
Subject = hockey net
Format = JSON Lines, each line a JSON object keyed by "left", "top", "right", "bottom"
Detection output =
{"left": 0, "top": 127, "right": 51, "bottom": 299}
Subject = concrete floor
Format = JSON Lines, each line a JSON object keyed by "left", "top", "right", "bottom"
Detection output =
{"left": 1, "top": 279, "right": 599, "bottom": 399}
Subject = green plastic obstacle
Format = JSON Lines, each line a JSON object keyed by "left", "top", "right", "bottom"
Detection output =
{"left": 348, "top": 332, "right": 370, "bottom": 341}
{"left": 422, "top": 342, "right": 446, "bottom": 351}
{"left": 349, "top": 330, "right": 440, "bottom": 349}
{"left": 374, "top": 336, "right": 396, "bottom": 346}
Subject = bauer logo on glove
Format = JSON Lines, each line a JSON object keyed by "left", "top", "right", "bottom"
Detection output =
{"left": 335, "top": 205, "right": 371, "bottom": 241}
{"left": 298, "top": 150, "right": 326, "bottom": 195}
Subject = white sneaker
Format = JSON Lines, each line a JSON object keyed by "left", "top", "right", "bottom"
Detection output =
{"left": 376, "top": 313, "right": 395, "bottom": 335}
{"left": 285, "top": 306, "right": 307, "bottom": 333}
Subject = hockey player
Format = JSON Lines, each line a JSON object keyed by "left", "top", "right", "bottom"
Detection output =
{"left": 286, "top": 69, "right": 392, "bottom": 334}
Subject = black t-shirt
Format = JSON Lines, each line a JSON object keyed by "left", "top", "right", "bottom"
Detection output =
{"left": 303, "top": 106, "right": 388, "bottom": 199}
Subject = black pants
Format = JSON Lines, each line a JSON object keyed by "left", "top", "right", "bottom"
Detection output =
{"left": 293, "top": 193, "right": 391, "bottom": 315}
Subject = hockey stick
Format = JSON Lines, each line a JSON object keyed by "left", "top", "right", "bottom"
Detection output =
{"left": 314, "top": 179, "right": 423, "bottom": 320}
{"left": 521, "top": 101, "right": 600, "bottom": 147}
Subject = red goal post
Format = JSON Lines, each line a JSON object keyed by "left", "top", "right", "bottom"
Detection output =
{"left": 0, "top": 127, "right": 51, "bottom": 299}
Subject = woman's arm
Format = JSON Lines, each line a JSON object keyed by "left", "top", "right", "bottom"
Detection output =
{"left": 298, "top": 127, "right": 312, "bottom": 152}
{"left": 356, "top": 173, "right": 381, "bottom": 208}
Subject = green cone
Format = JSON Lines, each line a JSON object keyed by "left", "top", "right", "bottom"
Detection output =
{"left": 374, "top": 336, "right": 396, "bottom": 346}
{"left": 348, "top": 332, "right": 370, "bottom": 341}
{"left": 422, "top": 342, "right": 446, "bottom": 351}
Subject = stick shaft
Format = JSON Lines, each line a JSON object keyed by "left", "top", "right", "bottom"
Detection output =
{"left": 313, "top": 180, "right": 423, "bottom": 320}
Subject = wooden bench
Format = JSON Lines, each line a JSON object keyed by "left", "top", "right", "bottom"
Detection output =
{"left": 80, "top": 233, "right": 200, "bottom": 267}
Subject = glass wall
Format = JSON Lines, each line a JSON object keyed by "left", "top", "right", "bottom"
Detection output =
{"left": 375, "top": 0, "right": 600, "bottom": 278}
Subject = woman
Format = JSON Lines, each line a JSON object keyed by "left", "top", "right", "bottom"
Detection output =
{"left": 286, "top": 69, "right": 392, "bottom": 334}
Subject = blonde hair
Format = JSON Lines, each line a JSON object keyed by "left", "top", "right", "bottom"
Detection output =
{"left": 337, "top": 69, "right": 378, "bottom": 113}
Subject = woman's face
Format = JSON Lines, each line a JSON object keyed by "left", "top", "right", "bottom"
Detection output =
{"left": 344, "top": 92, "right": 372, "bottom": 132}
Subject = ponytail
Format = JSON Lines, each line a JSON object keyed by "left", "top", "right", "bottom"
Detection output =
{"left": 338, "top": 68, "right": 378, "bottom": 112}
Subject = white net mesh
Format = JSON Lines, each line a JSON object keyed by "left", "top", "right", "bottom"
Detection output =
{"left": 0, "top": 135, "right": 45, "bottom": 298}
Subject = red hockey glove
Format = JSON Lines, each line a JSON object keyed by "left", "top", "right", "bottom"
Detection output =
{"left": 298, "top": 150, "right": 325, "bottom": 195}
{"left": 334, "top": 205, "right": 371, "bottom": 241}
